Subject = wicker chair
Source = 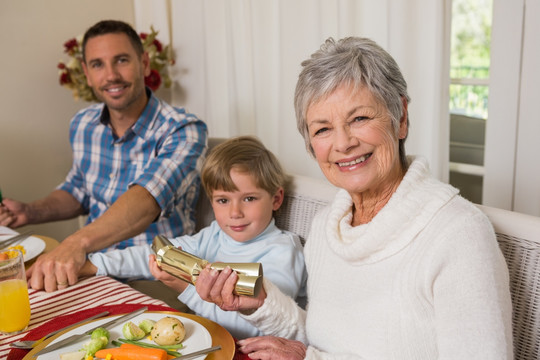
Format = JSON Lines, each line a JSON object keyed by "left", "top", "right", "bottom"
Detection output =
{"left": 477, "top": 204, "right": 540, "bottom": 360}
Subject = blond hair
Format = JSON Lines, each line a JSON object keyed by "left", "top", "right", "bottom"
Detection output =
{"left": 201, "top": 136, "right": 289, "bottom": 197}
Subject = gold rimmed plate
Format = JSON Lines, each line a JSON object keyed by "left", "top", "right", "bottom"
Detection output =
{"left": 23, "top": 311, "right": 235, "bottom": 360}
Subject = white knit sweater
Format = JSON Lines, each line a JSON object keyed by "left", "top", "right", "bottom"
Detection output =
{"left": 243, "top": 157, "right": 513, "bottom": 359}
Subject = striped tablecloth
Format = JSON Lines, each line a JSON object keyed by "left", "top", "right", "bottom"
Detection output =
{"left": 0, "top": 276, "right": 173, "bottom": 360}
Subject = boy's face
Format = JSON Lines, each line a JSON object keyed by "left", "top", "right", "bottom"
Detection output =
{"left": 210, "top": 169, "right": 284, "bottom": 242}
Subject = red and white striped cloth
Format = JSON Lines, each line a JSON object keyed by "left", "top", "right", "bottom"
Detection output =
{"left": 0, "top": 276, "right": 172, "bottom": 360}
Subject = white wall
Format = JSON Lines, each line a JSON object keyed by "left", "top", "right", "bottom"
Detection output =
{"left": 0, "top": 0, "right": 135, "bottom": 241}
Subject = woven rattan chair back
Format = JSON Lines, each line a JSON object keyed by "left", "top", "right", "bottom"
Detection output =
{"left": 478, "top": 204, "right": 540, "bottom": 360}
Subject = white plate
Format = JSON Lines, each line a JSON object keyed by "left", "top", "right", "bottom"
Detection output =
{"left": 0, "top": 227, "right": 46, "bottom": 262}
{"left": 19, "top": 236, "right": 46, "bottom": 262}
{"left": 36, "top": 312, "right": 212, "bottom": 360}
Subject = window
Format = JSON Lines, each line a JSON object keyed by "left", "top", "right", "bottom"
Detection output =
{"left": 448, "top": 0, "right": 493, "bottom": 204}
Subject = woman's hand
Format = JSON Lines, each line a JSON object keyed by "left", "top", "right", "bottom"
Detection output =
{"left": 148, "top": 254, "right": 189, "bottom": 293}
{"left": 237, "top": 336, "right": 307, "bottom": 360}
{"left": 195, "top": 265, "right": 266, "bottom": 313}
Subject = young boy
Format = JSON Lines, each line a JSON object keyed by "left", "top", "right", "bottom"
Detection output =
{"left": 80, "top": 136, "right": 306, "bottom": 339}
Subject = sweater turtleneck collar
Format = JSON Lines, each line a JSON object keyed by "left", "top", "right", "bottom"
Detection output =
{"left": 325, "top": 156, "right": 459, "bottom": 264}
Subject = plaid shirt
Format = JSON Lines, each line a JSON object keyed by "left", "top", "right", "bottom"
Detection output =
{"left": 58, "top": 90, "right": 207, "bottom": 251}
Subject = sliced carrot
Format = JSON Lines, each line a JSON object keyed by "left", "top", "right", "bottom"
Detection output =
{"left": 119, "top": 343, "right": 145, "bottom": 349}
{"left": 95, "top": 344, "right": 168, "bottom": 360}
{"left": 118, "top": 344, "right": 176, "bottom": 360}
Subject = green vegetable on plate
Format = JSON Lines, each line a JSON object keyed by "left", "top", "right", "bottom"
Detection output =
{"left": 122, "top": 320, "right": 146, "bottom": 340}
{"left": 82, "top": 327, "right": 109, "bottom": 356}
{"left": 138, "top": 319, "right": 156, "bottom": 335}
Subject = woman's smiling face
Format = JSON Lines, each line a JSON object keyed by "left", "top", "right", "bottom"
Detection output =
{"left": 306, "top": 84, "right": 408, "bottom": 197}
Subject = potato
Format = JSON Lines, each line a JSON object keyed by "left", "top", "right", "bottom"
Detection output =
{"left": 59, "top": 351, "right": 86, "bottom": 360}
{"left": 151, "top": 317, "right": 185, "bottom": 345}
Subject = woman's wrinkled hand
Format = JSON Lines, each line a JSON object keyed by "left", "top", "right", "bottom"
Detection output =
{"left": 237, "top": 336, "right": 307, "bottom": 360}
{"left": 195, "top": 265, "right": 266, "bottom": 313}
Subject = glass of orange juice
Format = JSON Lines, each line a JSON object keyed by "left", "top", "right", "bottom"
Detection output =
{"left": 0, "top": 249, "right": 31, "bottom": 334}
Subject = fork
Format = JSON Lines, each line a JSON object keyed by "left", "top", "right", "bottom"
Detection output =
{"left": 0, "top": 230, "right": 33, "bottom": 250}
{"left": 10, "top": 311, "right": 109, "bottom": 349}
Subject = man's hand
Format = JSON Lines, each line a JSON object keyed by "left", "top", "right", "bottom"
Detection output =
{"left": 237, "top": 336, "right": 307, "bottom": 360}
{"left": 195, "top": 265, "right": 266, "bottom": 313}
{"left": 149, "top": 254, "right": 189, "bottom": 293}
{"left": 18, "top": 185, "right": 161, "bottom": 292}
{"left": 1, "top": 190, "right": 85, "bottom": 229}
{"left": 0, "top": 198, "right": 29, "bottom": 228}
{"left": 26, "top": 238, "right": 86, "bottom": 292}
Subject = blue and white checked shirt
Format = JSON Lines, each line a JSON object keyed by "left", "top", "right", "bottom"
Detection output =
{"left": 58, "top": 89, "right": 208, "bottom": 251}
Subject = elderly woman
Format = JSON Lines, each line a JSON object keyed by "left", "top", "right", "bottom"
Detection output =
{"left": 195, "top": 37, "right": 513, "bottom": 359}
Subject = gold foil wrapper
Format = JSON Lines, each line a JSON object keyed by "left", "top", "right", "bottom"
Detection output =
{"left": 152, "top": 235, "right": 263, "bottom": 297}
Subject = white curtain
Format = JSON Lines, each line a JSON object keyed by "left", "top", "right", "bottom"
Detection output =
{"left": 134, "top": 0, "right": 449, "bottom": 180}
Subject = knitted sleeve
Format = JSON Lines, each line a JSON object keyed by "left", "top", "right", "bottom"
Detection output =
{"left": 241, "top": 278, "right": 308, "bottom": 343}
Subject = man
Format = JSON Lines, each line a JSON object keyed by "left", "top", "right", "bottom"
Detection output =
{"left": 0, "top": 20, "right": 207, "bottom": 292}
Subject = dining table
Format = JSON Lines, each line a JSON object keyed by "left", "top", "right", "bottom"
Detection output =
{"left": 0, "top": 235, "right": 240, "bottom": 360}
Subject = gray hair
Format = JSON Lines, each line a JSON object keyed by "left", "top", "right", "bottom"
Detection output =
{"left": 294, "top": 37, "right": 410, "bottom": 168}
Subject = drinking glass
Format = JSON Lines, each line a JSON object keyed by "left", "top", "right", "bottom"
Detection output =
{"left": 0, "top": 249, "right": 31, "bottom": 334}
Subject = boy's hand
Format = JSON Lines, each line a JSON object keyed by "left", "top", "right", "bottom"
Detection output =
{"left": 149, "top": 254, "right": 189, "bottom": 293}
{"left": 78, "top": 259, "right": 98, "bottom": 277}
